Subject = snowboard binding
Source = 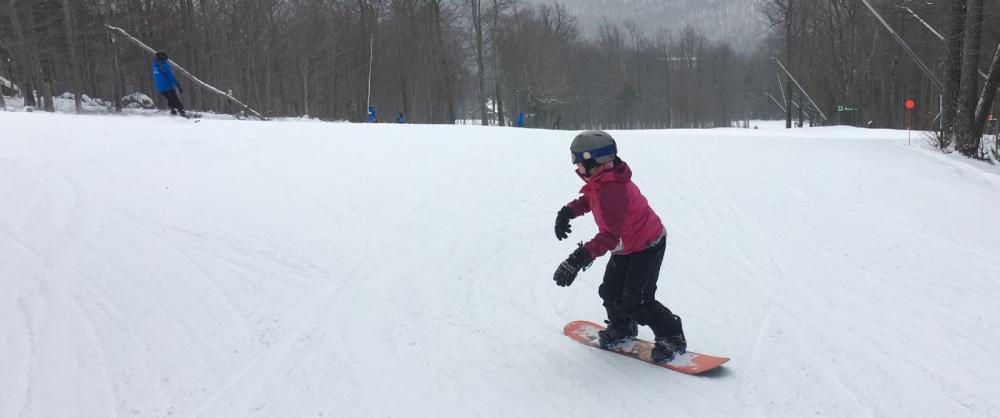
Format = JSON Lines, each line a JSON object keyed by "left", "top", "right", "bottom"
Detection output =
{"left": 597, "top": 319, "right": 638, "bottom": 349}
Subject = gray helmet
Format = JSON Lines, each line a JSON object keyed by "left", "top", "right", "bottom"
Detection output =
{"left": 571, "top": 130, "right": 617, "bottom": 166}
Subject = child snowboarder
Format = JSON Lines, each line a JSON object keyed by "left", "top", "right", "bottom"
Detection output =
{"left": 151, "top": 51, "right": 186, "bottom": 117}
{"left": 553, "top": 130, "right": 687, "bottom": 362}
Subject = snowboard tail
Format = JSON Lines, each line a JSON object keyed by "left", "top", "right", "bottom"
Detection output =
{"left": 563, "top": 320, "right": 728, "bottom": 375}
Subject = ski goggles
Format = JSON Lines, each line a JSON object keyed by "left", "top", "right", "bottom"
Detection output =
{"left": 571, "top": 143, "right": 617, "bottom": 164}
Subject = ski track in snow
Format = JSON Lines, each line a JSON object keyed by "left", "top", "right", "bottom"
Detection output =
{"left": 1, "top": 113, "right": 999, "bottom": 417}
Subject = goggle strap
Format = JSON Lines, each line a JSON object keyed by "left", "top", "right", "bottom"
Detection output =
{"left": 572, "top": 143, "right": 616, "bottom": 164}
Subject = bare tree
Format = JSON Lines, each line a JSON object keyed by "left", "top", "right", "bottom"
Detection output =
{"left": 942, "top": 0, "right": 968, "bottom": 149}
{"left": 1, "top": 0, "right": 992, "bottom": 149}
{"left": 62, "top": 0, "right": 81, "bottom": 112}
{"left": 490, "top": 0, "right": 508, "bottom": 126}
{"left": 958, "top": 0, "right": 984, "bottom": 155}
{"left": 469, "top": 0, "right": 488, "bottom": 125}
{"left": 973, "top": 42, "right": 1000, "bottom": 159}
{"left": 761, "top": 0, "right": 798, "bottom": 128}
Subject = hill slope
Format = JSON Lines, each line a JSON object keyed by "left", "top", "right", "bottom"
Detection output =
{"left": 1, "top": 113, "right": 999, "bottom": 417}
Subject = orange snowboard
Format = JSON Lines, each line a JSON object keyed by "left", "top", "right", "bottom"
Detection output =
{"left": 564, "top": 320, "right": 729, "bottom": 375}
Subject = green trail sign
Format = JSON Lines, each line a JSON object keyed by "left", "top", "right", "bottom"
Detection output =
{"left": 837, "top": 105, "right": 858, "bottom": 112}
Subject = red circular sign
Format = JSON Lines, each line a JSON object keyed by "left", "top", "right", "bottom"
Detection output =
{"left": 905, "top": 99, "right": 916, "bottom": 110}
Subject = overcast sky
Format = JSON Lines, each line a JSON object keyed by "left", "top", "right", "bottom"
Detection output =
{"left": 527, "top": 0, "right": 768, "bottom": 51}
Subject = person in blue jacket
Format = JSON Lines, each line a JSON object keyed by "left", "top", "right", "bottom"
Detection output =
{"left": 151, "top": 51, "right": 185, "bottom": 117}
{"left": 395, "top": 112, "right": 406, "bottom": 124}
{"left": 367, "top": 105, "right": 378, "bottom": 123}
{"left": 517, "top": 111, "right": 525, "bottom": 127}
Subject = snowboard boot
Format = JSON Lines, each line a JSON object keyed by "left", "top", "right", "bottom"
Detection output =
{"left": 598, "top": 319, "right": 638, "bottom": 349}
{"left": 651, "top": 334, "right": 687, "bottom": 362}
{"left": 651, "top": 316, "right": 686, "bottom": 363}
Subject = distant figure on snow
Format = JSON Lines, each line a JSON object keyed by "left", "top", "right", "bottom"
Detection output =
{"left": 517, "top": 111, "right": 525, "bottom": 127}
{"left": 396, "top": 112, "right": 406, "bottom": 124}
{"left": 367, "top": 105, "right": 378, "bottom": 123}
{"left": 151, "top": 51, "right": 185, "bottom": 117}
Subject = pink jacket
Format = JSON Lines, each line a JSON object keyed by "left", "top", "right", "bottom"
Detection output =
{"left": 566, "top": 161, "right": 665, "bottom": 258}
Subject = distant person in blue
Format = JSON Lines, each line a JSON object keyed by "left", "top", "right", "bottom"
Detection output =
{"left": 151, "top": 51, "right": 185, "bottom": 117}
{"left": 395, "top": 112, "right": 406, "bottom": 124}
{"left": 517, "top": 111, "right": 525, "bottom": 127}
{"left": 367, "top": 105, "right": 378, "bottom": 123}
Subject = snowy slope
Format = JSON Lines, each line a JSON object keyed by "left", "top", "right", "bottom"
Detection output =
{"left": 1, "top": 112, "right": 999, "bottom": 417}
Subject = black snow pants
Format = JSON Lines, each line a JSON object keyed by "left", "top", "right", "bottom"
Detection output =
{"left": 160, "top": 89, "right": 185, "bottom": 115}
{"left": 598, "top": 236, "right": 683, "bottom": 338}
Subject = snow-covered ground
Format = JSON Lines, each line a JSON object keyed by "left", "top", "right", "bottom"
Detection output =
{"left": 1, "top": 111, "right": 999, "bottom": 417}
{"left": 0, "top": 94, "right": 261, "bottom": 122}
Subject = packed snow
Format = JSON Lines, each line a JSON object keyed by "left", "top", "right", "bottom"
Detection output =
{"left": 1, "top": 111, "right": 999, "bottom": 417}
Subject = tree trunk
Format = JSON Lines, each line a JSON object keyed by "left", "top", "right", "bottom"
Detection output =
{"left": 471, "top": 0, "right": 488, "bottom": 126}
{"left": 180, "top": 0, "right": 199, "bottom": 109}
{"left": 112, "top": 35, "right": 122, "bottom": 113}
{"left": 491, "top": 0, "right": 505, "bottom": 126}
{"left": 18, "top": 0, "right": 54, "bottom": 112}
{"left": 786, "top": 80, "right": 793, "bottom": 128}
{"left": 6, "top": 0, "right": 37, "bottom": 108}
{"left": 39, "top": 80, "right": 53, "bottom": 112}
{"left": 957, "top": 0, "right": 983, "bottom": 156}
{"left": 973, "top": 42, "right": 1000, "bottom": 154}
{"left": 63, "top": 0, "right": 83, "bottom": 113}
{"left": 942, "top": 0, "right": 967, "bottom": 150}
{"left": 798, "top": 91, "right": 805, "bottom": 127}
{"left": 428, "top": 0, "right": 455, "bottom": 124}
{"left": 302, "top": 59, "right": 309, "bottom": 116}
{"left": 665, "top": 61, "right": 672, "bottom": 128}
{"left": 784, "top": 0, "right": 794, "bottom": 129}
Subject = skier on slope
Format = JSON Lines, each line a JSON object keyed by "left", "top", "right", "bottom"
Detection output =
{"left": 151, "top": 51, "right": 186, "bottom": 117}
{"left": 553, "top": 130, "right": 687, "bottom": 362}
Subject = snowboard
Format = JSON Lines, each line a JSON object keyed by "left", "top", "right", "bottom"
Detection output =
{"left": 564, "top": 320, "right": 728, "bottom": 375}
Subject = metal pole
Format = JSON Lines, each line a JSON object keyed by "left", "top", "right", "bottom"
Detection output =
{"left": 861, "top": 0, "right": 943, "bottom": 92}
{"left": 940, "top": 94, "right": 944, "bottom": 132}
{"left": 902, "top": 7, "right": 944, "bottom": 41}
{"left": 776, "top": 73, "right": 787, "bottom": 104}
{"left": 367, "top": 35, "right": 374, "bottom": 107}
{"left": 766, "top": 93, "right": 786, "bottom": 113}
{"left": 771, "top": 57, "right": 829, "bottom": 121}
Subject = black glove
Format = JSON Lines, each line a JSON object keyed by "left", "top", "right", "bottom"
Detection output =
{"left": 555, "top": 206, "right": 574, "bottom": 241}
{"left": 553, "top": 246, "right": 593, "bottom": 287}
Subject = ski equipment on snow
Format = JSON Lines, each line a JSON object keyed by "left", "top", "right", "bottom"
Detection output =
{"left": 564, "top": 320, "right": 727, "bottom": 375}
